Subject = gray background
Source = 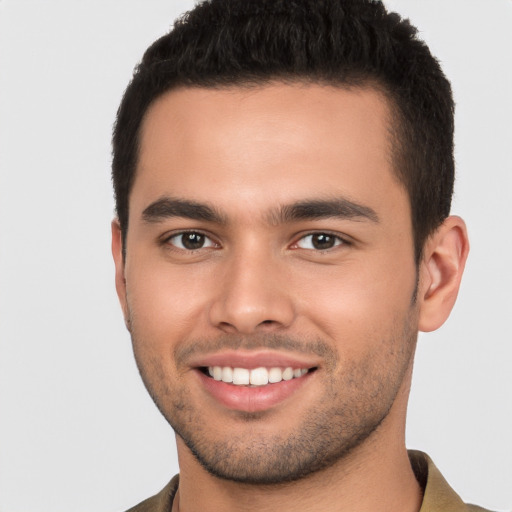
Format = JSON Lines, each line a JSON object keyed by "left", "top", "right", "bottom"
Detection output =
{"left": 0, "top": 1, "right": 511, "bottom": 511}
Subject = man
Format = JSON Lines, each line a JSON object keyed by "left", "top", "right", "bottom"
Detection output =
{"left": 110, "top": 1, "right": 485, "bottom": 510}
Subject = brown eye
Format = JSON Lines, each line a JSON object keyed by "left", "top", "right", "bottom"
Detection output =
{"left": 168, "top": 232, "right": 216, "bottom": 250}
{"left": 296, "top": 233, "right": 343, "bottom": 250}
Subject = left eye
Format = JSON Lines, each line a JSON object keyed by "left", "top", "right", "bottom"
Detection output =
{"left": 167, "top": 232, "right": 217, "bottom": 250}
{"left": 295, "top": 233, "right": 344, "bottom": 250}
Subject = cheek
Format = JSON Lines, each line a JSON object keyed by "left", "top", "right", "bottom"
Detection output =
{"left": 294, "top": 255, "right": 417, "bottom": 346}
{"left": 125, "top": 258, "right": 216, "bottom": 346}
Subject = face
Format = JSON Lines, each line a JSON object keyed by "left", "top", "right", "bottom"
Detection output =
{"left": 115, "top": 83, "right": 420, "bottom": 483}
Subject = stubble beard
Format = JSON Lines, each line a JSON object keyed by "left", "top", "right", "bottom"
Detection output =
{"left": 129, "top": 314, "right": 418, "bottom": 485}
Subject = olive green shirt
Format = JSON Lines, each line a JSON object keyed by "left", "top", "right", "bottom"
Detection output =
{"left": 125, "top": 451, "right": 493, "bottom": 512}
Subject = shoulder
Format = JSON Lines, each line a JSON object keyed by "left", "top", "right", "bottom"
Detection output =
{"left": 124, "top": 475, "right": 179, "bottom": 512}
{"left": 409, "top": 451, "right": 497, "bottom": 512}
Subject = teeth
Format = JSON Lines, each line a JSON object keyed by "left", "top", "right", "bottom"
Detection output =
{"left": 249, "top": 367, "right": 268, "bottom": 386}
{"left": 232, "top": 368, "right": 250, "bottom": 385}
{"left": 221, "top": 366, "right": 233, "bottom": 383}
{"left": 268, "top": 367, "right": 283, "bottom": 383}
{"left": 212, "top": 366, "right": 223, "bottom": 381}
{"left": 207, "top": 366, "right": 310, "bottom": 386}
{"left": 282, "top": 367, "right": 294, "bottom": 381}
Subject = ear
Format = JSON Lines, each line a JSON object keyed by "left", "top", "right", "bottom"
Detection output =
{"left": 111, "top": 219, "right": 130, "bottom": 330}
{"left": 417, "top": 216, "right": 470, "bottom": 332}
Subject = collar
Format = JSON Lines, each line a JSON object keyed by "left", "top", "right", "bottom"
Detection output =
{"left": 127, "top": 451, "right": 491, "bottom": 512}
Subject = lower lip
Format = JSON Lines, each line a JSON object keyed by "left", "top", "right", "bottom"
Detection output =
{"left": 196, "top": 370, "right": 313, "bottom": 413}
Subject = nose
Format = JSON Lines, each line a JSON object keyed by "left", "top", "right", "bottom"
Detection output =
{"left": 208, "top": 249, "right": 296, "bottom": 334}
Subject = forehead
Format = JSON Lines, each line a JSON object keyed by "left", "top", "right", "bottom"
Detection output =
{"left": 132, "top": 83, "right": 406, "bottom": 222}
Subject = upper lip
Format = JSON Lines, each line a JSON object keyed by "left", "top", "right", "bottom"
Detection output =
{"left": 189, "top": 350, "right": 320, "bottom": 370}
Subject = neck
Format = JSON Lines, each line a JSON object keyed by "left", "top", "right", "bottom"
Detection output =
{"left": 173, "top": 409, "right": 422, "bottom": 512}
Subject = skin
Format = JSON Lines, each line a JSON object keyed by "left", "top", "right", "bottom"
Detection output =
{"left": 112, "top": 83, "right": 469, "bottom": 512}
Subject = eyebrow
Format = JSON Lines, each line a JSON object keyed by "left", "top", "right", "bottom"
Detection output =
{"left": 141, "top": 196, "right": 379, "bottom": 225}
{"left": 270, "top": 198, "right": 379, "bottom": 224}
{"left": 142, "top": 197, "right": 227, "bottom": 224}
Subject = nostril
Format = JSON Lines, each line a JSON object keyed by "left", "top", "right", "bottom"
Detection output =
{"left": 257, "top": 319, "right": 280, "bottom": 329}
{"left": 217, "top": 321, "right": 238, "bottom": 332}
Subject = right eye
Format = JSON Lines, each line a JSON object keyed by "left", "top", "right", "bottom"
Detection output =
{"left": 166, "top": 231, "right": 217, "bottom": 251}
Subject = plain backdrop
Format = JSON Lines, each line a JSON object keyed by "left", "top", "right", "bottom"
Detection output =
{"left": 0, "top": 1, "right": 511, "bottom": 511}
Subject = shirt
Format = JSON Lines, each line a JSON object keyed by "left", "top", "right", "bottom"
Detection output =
{"left": 124, "top": 451, "right": 493, "bottom": 512}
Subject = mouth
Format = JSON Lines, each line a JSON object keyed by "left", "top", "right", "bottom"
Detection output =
{"left": 200, "top": 365, "right": 315, "bottom": 387}
{"left": 192, "top": 352, "right": 319, "bottom": 412}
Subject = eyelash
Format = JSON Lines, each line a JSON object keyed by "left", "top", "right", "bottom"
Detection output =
{"left": 162, "top": 230, "right": 349, "bottom": 252}
{"left": 292, "top": 232, "right": 349, "bottom": 251}
{"left": 163, "top": 231, "right": 219, "bottom": 251}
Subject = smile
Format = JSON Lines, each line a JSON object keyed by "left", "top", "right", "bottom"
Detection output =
{"left": 206, "top": 366, "right": 310, "bottom": 386}
{"left": 192, "top": 351, "right": 319, "bottom": 412}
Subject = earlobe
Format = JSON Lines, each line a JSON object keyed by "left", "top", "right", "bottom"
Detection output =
{"left": 111, "top": 220, "right": 130, "bottom": 330}
{"left": 418, "top": 216, "right": 470, "bottom": 332}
